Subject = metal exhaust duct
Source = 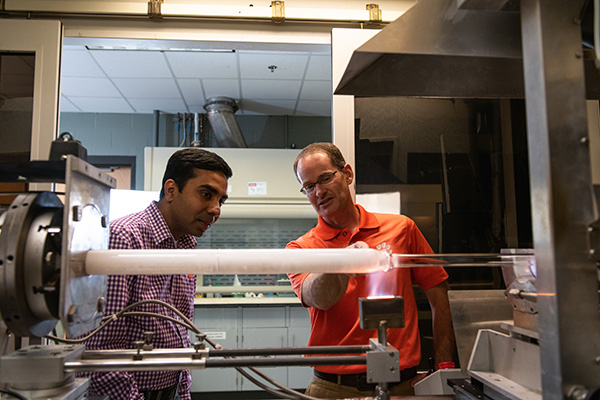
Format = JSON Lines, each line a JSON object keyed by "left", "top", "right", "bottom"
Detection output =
{"left": 334, "top": 0, "right": 600, "bottom": 99}
{"left": 203, "top": 96, "right": 248, "bottom": 148}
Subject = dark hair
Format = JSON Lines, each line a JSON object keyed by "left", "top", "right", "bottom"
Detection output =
{"left": 159, "top": 148, "right": 233, "bottom": 198}
{"left": 293, "top": 142, "right": 346, "bottom": 181}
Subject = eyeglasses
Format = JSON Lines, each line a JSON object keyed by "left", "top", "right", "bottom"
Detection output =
{"left": 300, "top": 171, "right": 338, "bottom": 195}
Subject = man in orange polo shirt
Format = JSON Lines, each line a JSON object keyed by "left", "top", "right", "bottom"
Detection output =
{"left": 286, "top": 142, "right": 456, "bottom": 398}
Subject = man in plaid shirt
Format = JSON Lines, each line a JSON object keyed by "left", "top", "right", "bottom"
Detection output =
{"left": 81, "top": 148, "right": 232, "bottom": 400}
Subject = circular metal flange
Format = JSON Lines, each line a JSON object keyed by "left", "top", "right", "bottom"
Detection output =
{"left": 0, "top": 192, "right": 64, "bottom": 337}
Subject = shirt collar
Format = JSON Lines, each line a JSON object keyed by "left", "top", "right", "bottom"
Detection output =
{"left": 148, "top": 201, "right": 197, "bottom": 249}
{"left": 314, "top": 204, "right": 380, "bottom": 241}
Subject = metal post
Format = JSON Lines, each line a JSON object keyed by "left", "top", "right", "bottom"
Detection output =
{"left": 520, "top": 0, "right": 600, "bottom": 397}
{"left": 153, "top": 110, "right": 160, "bottom": 147}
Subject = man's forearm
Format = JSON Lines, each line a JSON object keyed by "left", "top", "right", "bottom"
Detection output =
{"left": 425, "top": 282, "right": 458, "bottom": 366}
{"left": 301, "top": 273, "right": 350, "bottom": 310}
{"left": 432, "top": 306, "right": 457, "bottom": 365}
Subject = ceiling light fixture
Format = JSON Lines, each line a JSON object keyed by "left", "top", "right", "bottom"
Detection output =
{"left": 85, "top": 45, "right": 235, "bottom": 53}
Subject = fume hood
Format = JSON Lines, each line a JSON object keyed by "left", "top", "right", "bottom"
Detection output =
{"left": 144, "top": 147, "right": 316, "bottom": 220}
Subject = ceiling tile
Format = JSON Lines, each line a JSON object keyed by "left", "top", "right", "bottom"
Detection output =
{"left": 113, "top": 78, "right": 180, "bottom": 98}
{"left": 60, "top": 96, "right": 80, "bottom": 112}
{"left": 90, "top": 50, "right": 172, "bottom": 78}
{"left": 129, "top": 98, "right": 187, "bottom": 114}
{"left": 166, "top": 51, "right": 238, "bottom": 79}
{"left": 239, "top": 51, "right": 309, "bottom": 79}
{"left": 300, "top": 80, "right": 333, "bottom": 100}
{"left": 242, "top": 79, "right": 301, "bottom": 100}
{"left": 68, "top": 97, "right": 134, "bottom": 113}
{"left": 188, "top": 105, "right": 208, "bottom": 114}
{"left": 305, "top": 54, "right": 332, "bottom": 80}
{"left": 203, "top": 79, "right": 240, "bottom": 99}
{"left": 62, "top": 49, "right": 105, "bottom": 77}
{"left": 296, "top": 100, "right": 332, "bottom": 116}
{"left": 239, "top": 99, "right": 297, "bottom": 115}
{"left": 177, "top": 78, "right": 206, "bottom": 107}
{"left": 60, "top": 44, "right": 332, "bottom": 116}
{"left": 62, "top": 77, "right": 121, "bottom": 97}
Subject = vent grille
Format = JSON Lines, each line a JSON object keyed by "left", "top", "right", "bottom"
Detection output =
{"left": 196, "top": 218, "right": 316, "bottom": 286}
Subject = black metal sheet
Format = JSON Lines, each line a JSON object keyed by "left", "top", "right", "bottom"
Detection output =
{"left": 0, "top": 160, "right": 67, "bottom": 183}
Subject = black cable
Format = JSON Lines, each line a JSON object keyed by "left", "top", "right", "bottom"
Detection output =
{"left": 242, "top": 366, "right": 319, "bottom": 400}
{"left": 234, "top": 367, "right": 300, "bottom": 400}
{"left": 41, "top": 298, "right": 323, "bottom": 400}
{"left": 202, "top": 335, "right": 319, "bottom": 400}
{"left": 115, "top": 299, "right": 199, "bottom": 334}
{"left": 45, "top": 317, "right": 114, "bottom": 343}
{"left": 45, "top": 298, "right": 198, "bottom": 344}
{"left": 45, "top": 311, "right": 195, "bottom": 344}
{"left": 118, "top": 312, "right": 195, "bottom": 332}
{"left": 585, "top": 387, "right": 600, "bottom": 400}
{"left": 0, "top": 388, "right": 29, "bottom": 400}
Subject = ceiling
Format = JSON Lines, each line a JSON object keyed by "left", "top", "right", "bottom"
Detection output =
{"left": 60, "top": 43, "right": 333, "bottom": 117}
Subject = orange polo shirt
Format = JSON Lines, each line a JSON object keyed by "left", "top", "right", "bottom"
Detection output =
{"left": 286, "top": 204, "right": 448, "bottom": 374}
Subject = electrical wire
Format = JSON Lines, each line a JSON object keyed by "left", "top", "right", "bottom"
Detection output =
{"left": 43, "top": 298, "right": 322, "bottom": 400}
{"left": 45, "top": 299, "right": 196, "bottom": 344}
{"left": 234, "top": 367, "right": 305, "bottom": 400}
{"left": 240, "top": 365, "right": 319, "bottom": 400}
{"left": 176, "top": 113, "right": 181, "bottom": 147}
{"left": 0, "top": 388, "right": 29, "bottom": 400}
{"left": 179, "top": 113, "right": 187, "bottom": 147}
{"left": 122, "top": 301, "right": 320, "bottom": 399}
{"left": 45, "top": 317, "right": 114, "bottom": 344}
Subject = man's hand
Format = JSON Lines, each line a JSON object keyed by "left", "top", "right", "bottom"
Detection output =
{"left": 348, "top": 241, "right": 368, "bottom": 249}
{"left": 346, "top": 241, "right": 369, "bottom": 277}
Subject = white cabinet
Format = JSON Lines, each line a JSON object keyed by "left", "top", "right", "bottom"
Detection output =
{"left": 287, "top": 326, "right": 312, "bottom": 389}
{"left": 191, "top": 307, "right": 241, "bottom": 392}
{"left": 287, "top": 307, "right": 313, "bottom": 389}
{"left": 191, "top": 305, "right": 311, "bottom": 394}
{"left": 240, "top": 327, "right": 289, "bottom": 391}
{"left": 240, "top": 306, "right": 288, "bottom": 391}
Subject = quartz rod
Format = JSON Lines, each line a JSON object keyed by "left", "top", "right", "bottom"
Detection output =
{"left": 84, "top": 248, "right": 391, "bottom": 276}
{"left": 391, "top": 253, "right": 535, "bottom": 268}
{"left": 64, "top": 355, "right": 366, "bottom": 372}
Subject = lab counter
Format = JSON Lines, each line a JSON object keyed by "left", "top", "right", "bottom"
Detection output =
{"left": 195, "top": 284, "right": 299, "bottom": 306}
{"left": 194, "top": 296, "right": 300, "bottom": 306}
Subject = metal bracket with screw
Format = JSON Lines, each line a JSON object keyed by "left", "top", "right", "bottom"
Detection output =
{"left": 148, "top": 0, "right": 163, "bottom": 19}
{"left": 366, "top": 4, "right": 382, "bottom": 24}
{"left": 587, "top": 222, "right": 600, "bottom": 261}
{"left": 271, "top": 1, "right": 284, "bottom": 23}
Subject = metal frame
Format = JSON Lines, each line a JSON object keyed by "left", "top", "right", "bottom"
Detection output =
{"left": 0, "top": 20, "right": 62, "bottom": 163}
{"left": 87, "top": 155, "right": 137, "bottom": 190}
{"left": 60, "top": 156, "right": 114, "bottom": 338}
{"left": 520, "top": 0, "right": 600, "bottom": 396}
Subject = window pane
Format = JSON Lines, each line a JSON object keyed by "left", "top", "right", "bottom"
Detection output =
{"left": 0, "top": 53, "right": 34, "bottom": 163}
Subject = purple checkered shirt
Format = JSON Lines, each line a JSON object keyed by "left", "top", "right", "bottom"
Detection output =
{"left": 80, "top": 201, "right": 197, "bottom": 400}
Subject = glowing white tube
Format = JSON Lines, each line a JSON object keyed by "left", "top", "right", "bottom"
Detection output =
{"left": 84, "top": 248, "right": 391, "bottom": 276}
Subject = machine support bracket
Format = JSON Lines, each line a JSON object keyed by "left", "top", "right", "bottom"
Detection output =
{"left": 148, "top": 0, "right": 163, "bottom": 19}
{"left": 271, "top": 1, "right": 285, "bottom": 23}
{"left": 366, "top": 4, "right": 382, "bottom": 24}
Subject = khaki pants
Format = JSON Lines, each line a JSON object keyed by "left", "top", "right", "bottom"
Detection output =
{"left": 304, "top": 375, "right": 415, "bottom": 399}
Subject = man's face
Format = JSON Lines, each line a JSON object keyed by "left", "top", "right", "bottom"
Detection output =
{"left": 165, "top": 169, "right": 229, "bottom": 239}
{"left": 296, "top": 152, "right": 352, "bottom": 220}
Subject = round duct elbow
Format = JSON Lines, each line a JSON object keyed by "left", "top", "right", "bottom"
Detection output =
{"left": 204, "top": 96, "right": 248, "bottom": 148}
